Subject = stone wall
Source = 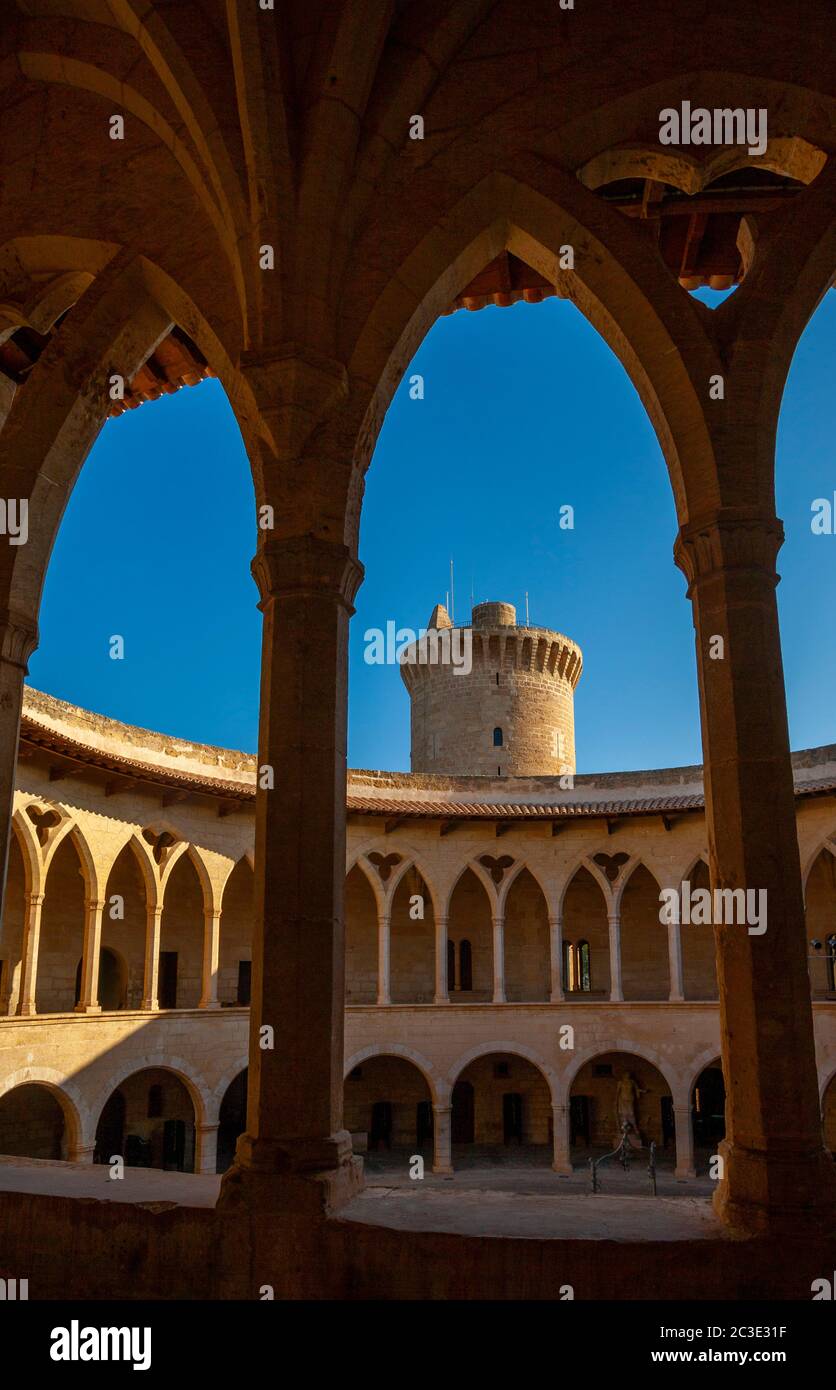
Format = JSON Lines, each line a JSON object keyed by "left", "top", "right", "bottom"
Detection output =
{"left": 403, "top": 607, "right": 582, "bottom": 777}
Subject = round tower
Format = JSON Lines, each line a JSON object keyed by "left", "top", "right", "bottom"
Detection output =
{"left": 400, "top": 600, "right": 583, "bottom": 777}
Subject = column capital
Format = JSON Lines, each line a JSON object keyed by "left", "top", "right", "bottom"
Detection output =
{"left": 0, "top": 608, "right": 38, "bottom": 673}
{"left": 251, "top": 536, "right": 364, "bottom": 612}
{"left": 26, "top": 892, "right": 45, "bottom": 908}
{"left": 673, "top": 508, "right": 784, "bottom": 595}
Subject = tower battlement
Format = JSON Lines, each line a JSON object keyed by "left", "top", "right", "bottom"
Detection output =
{"left": 400, "top": 600, "right": 582, "bottom": 777}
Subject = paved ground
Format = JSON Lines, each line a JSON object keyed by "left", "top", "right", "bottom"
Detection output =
{"left": 340, "top": 1188, "right": 723, "bottom": 1241}
{"left": 0, "top": 1154, "right": 221, "bottom": 1207}
{"left": 0, "top": 1146, "right": 714, "bottom": 1214}
{"left": 362, "top": 1145, "right": 716, "bottom": 1199}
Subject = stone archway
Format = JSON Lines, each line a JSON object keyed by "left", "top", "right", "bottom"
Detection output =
{"left": 504, "top": 868, "right": 549, "bottom": 1003}
{"left": 804, "top": 848, "right": 836, "bottom": 999}
{"left": 0, "top": 1081, "right": 72, "bottom": 1160}
{"left": 216, "top": 1068, "right": 248, "bottom": 1174}
{"left": 37, "top": 833, "right": 87, "bottom": 1014}
{"left": 569, "top": 1051, "right": 674, "bottom": 1167}
{"left": 691, "top": 1060, "right": 726, "bottom": 1173}
{"left": 73, "top": 946, "right": 127, "bottom": 1012}
{"left": 345, "top": 863, "right": 378, "bottom": 1004}
{"left": 562, "top": 866, "right": 610, "bottom": 997}
{"left": 219, "top": 858, "right": 253, "bottom": 1006}
{"left": 449, "top": 1050, "right": 553, "bottom": 1169}
{"left": 93, "top": 1067, "right": 197, "bottom": 1172}
{"left": 448, "top": 868, "right": 494, "bottom": 1001}
{"left": 620, "top": 864, "right": 669, "bottom": 1001}
{"left": 344, "top": 1054, "right": 434, "bottom": 1169}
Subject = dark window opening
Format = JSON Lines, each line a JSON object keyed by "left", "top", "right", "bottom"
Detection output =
{"left": 147, "top": 1084, "right": 163, "bottom": 1119}
{"left": 237, "top": 959, "right": 251, "bottom": 1005}
{"left": 459, "top": 939, "right": 473, "bottom": 991}
{"left": 159, "top": 951, "right": 178, "bottom": 1009}
{"left": 503, "top": 1092, "right": 523, "bottom": 1144}
{"left": 593, "top": 1063, "right": 613, "bottom": 1078}
{"left": 493, "top": 1061, "right": 510, "bottom": 1079}
{"left": 493, "top": 726, "right": 503, "bottom": 747}
{"left": 447, "top": 938, "right": 456, "bottom": 991}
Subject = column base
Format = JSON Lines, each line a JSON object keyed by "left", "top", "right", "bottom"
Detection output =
{"left": 713, "top": 1138, "right": 836, "bottom": 1237}
{"left": 217, "top": 1129, "right": 364, "bottom": 1216}
{"left": 198, "top": 1000, "right": 222, "bottom": 1011}
{"left": 675, "top": 1166, "right": 697, "bottom": 1180}
{"left": 68, "top": 1144, "right": 97, "bottom": 1163}
{"left": 552, "top": 1161, "right": 574, "bottom": 1175}
{"left": 140, "top": 998, "right": 158, "bottom": 1012}
{"left": 549, "top": 990, "right": 565, "bottom": 1003}
{"left": 433, "top": 995, "right": 449, "bottom": 1005}
{"left": 432, "top": 1164, "right": 454, "bottom": 1177}
{"left": 74, "top": 1002, "right": 101, "bottom": 1014}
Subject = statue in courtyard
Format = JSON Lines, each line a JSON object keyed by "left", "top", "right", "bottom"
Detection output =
{"left": 615, "top": 1071, "right": 646, "bottom": 1148}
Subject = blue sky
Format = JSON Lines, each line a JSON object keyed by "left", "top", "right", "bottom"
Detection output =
{"left": 27, "top": 289, "right": 836, "bottom": 773}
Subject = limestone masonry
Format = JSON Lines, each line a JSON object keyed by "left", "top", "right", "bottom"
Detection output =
{"left": 0, "top": 680, "right": 834, "bottom": 1189}
{"left": 402, "top": 600, "right": 583, "bottom": 777}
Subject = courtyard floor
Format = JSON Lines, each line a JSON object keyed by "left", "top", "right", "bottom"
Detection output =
{"left": 0, "top": 1145, "right": 715, "bottom": 1206}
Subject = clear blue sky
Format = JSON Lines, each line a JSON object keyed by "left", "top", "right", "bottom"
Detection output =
{"left": 27, "top": 290, "right": 836, "bottom": 773}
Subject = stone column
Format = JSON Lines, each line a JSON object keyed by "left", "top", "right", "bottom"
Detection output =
{"left": 75, "top": 898, "right": 105, "bottom": 1013}
{"left": 551, "top": 1102, "right": 573, "bottom": 1174}
{"left": 667, "top": 913, "right": 684, "bottom": 1002}
{"left": 16, "top": 891, "right": 44, "bottom": 1016}
{"left": 199, "top": 907, "right": 221, "bottom": 1008}
{"left": 607, "top": 911, "right": 623, "bottom": 1001}
{"left": 0, "top": 612, "right": 38, "bottom": 928}
{"left": 195, "top": 1122, "right": 219, "bottom": 1175}
{"left": 434, "top": 913, "right": 449, "bottom": 1003}
{"left": 221, "top": 536, "right": 363, "bottom": 1213}
{"left": 141, "top": 904, "right": 162, "bottom": 1011}
{"left": 673, "top": 1103, "right": 696, "bottom": 1179}
{"left": 492, "top": 913, "right": 506, "bottom": 1003}
{"left": 675, "top": 510, "right": 836, "bottom": 1234}
{"left": 432, "top": 1104, "right": 453, "bottom": 1175}
{"left": 548, "top": 913, "right": 565, "bottom": 1002}
{"left": 376, "top": 909, "right": 391, "bottom": 1006}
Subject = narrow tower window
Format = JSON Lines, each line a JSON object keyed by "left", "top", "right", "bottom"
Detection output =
{"left": 493, "top": 726, "right": 503, "bottom": 747}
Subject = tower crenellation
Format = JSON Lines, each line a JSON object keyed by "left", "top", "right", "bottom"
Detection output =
{"left": 400, "top": 599, "right": 582, "bottom": 777}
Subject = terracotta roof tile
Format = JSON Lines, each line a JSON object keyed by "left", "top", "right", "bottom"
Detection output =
{"left": 18, "top": 712, "right": 836, "bottom": 821}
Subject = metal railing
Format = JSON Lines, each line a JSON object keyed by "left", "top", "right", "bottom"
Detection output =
{"left": 589, "top": 1121, "right": 657, "bottom": 1195}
